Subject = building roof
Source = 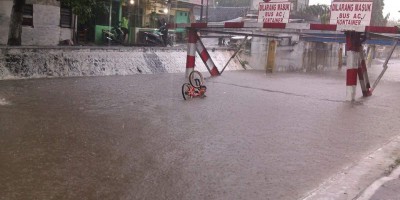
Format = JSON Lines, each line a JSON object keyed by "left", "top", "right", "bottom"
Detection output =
{"left": 193, "top": 7, "right": 250, "bottom": 22}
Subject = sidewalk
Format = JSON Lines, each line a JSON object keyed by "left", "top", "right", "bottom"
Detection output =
{"left": 358, "top": 165, "right": 400, "bottom": 200}
{"left": 370, "top": 177, "right": 400, "bottom": 200}
{"left": 357, "top": 58, "right": 400, "bottom": 200}
{"left": 303, "top": 134, "right": 400, "bottom": 200}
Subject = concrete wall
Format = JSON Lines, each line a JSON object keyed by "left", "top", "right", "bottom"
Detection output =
{"left": 0, "top": 47, "right": 244, "bottom": 80}
{"left": 275, "top": 42, "right": 306, "bottom": 72}
{"left": 375, "top": 46, "right": 400, "bottom": 59}
{"left": 248, "top": 37, "right": 268, "bottom": 70}
{"left": 0, "top": 0, "right": 13, "bottom": 45}
{"left": 248, "top": 38, "right": 341, "bottom": 72}
{"left": 302, "top": 42, "right": 341, "bottom": 71}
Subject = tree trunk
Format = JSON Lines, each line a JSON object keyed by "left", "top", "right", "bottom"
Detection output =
{"left": 7, "top": 0, "right": 26, "bottom": 46}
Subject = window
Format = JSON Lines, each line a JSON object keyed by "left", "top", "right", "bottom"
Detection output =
{"left": 60, "top": 7, "right": 72, "bottom": 28}
{"left": 22, "top": 4, "right": 33, "bottom": 26}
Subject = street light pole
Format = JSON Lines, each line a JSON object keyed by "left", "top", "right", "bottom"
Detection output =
{"left": 128, "top": 0, "right": 134, "bottom": 45}
{"left": 206, "top": 0, "right": 209, "bottom": 23}
{"left": 200, "top": 0, "right": 204, "bottom": 22}
{"left": 108, "top": 0, "right": 112, "bottom": 46}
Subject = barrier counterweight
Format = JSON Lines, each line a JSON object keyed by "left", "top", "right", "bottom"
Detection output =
{"left": 358, "top": 51, "right": 372, "bottom": 97}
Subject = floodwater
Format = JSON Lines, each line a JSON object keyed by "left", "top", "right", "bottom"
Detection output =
{"left": 1, "top": 61, "right": 400, "bottom": 199}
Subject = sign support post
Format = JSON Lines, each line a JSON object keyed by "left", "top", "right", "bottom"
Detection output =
{"left": 330, "top": 0, "right": 373, "bottom": 101}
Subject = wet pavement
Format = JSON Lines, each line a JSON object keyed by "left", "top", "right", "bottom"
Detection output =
{"left": 1, "top": 61, "right": 400, "bottom": 199}
{"left": 370, "top": 179, "right": 400, "bottom": 200}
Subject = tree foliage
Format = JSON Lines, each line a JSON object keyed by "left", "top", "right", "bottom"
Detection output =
{"left": 370, "top": 0, "right": 389, "bottom": 26}
{"left": 61, "top": 0, "right": 108, "bottom": 24}
{"left": 216, "top": 0, "right": 250, "bottom": 7}
{"left": 297, "top": 4, "right": 330, "bottom": 24}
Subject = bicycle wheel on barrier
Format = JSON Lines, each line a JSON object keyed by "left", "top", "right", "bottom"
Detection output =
{"left": 182, "top": 83, "right": 191, "bottom": 100}
{"left": 189, "top": 70, "right": 204, "bottom": 89}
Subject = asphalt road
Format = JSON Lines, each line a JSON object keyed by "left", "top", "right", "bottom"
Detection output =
{"left": 1, "top": 66, "right": 400, "bottom": 200}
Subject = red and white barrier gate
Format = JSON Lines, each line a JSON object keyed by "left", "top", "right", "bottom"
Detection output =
{"left": 185, "top": 28, "right": 220, "bottom": 77}
{"left": 175, "top": 22, "right": 400, "bottom": 100}
{"left": 345, "top": 32, "right": 372, "bottom": 101}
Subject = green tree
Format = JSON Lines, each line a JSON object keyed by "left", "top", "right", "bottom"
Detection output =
{"left": 61, "top": 0, "right": 108, "bottom": 25}
{"left": 297, "top": 4, "right": 330, "bottom": 24}
{"left": 216, "top": 0, "right": 250, "bottom": 7}
{"left": 370, "top": 0, "right": 389, "bottom": 26}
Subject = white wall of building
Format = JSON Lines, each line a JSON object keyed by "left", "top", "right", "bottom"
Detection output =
{"left": 0, "top": 0, "right": 73, "bottom": 46}
{"left": 22, "top": 4, "right": 72, "bottom": 45}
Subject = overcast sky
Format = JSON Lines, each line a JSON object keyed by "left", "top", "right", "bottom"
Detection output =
{"left": 309, "top": 0, "right": 400, "bottom": 21}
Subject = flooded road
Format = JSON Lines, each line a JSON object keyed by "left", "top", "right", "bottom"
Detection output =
{"left": 1, "top": 62, "right": 400, "bottom": 199}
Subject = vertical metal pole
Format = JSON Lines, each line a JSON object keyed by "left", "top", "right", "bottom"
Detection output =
{"left": 108, "top": 0, "right": 112, "bottom": 46}
{"left": 206, "top": 0, "right": 209, "bottom": 23}
{"left": 137, "top": 0, "right": 140, "bottom": 26}
{"left": 167, "top": 1, "right": 171, "bottom": 22}
{"left": 200, "top": 0, "right": 204, "bottom": 22}
{"left": 338, "top": 46, "right": 343, "bottom": 69}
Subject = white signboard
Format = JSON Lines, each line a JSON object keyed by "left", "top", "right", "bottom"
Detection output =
{"left": 251, "top": 0, "right": 290, "bottom": 10}
{"left": 258, "top": 2, "right": 291, "bottom": 23}
{"left": 330, "top": 1, "right": 373, "bottom": 29}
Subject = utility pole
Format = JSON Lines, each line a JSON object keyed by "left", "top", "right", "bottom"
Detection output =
{"left": 200, "top": 0, "right": 204, "bottom": 22}
{"left": 108, "top": 0, "right": 112, "bottom": 46}
{"left": 206, "top": 0, "right": 209, "bottom": 23}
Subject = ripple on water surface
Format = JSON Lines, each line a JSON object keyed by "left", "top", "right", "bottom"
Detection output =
{"left": 0, "top": 98, "right": 10, "bottom": 105}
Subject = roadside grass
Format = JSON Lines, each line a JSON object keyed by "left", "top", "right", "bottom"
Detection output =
{"left": 384, "top": 158, "right": 400, "bottom": 176}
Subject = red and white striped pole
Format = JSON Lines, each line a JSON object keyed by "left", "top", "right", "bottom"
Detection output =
{"left": 186, "top": 28, "right": 197, "bottom": 78}
{"left": 196, "top": 37, "right": 220, "bottom": 76}
{"left": 345, "top": 32, "right": 361, "bottom": 101}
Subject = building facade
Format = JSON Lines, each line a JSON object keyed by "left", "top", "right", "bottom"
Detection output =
{"left": 0, "top": 0, "right": 202, "bottom": 46}
{"left": 0, "top": 0, "right": 74, "bottom": 46}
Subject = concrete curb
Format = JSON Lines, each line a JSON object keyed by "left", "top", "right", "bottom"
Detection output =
{"left": 302, "top": 135, "right": 400, "bottom": 200}
{"left": 356, "top": 165, "right": 400, "bottom": 200}
{"left": 0, "top": 47, "right": 245, "bottom": 80}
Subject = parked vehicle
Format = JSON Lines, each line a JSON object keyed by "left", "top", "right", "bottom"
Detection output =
{"left": 102, "top": 25, "right": 128, "bottom": 45}
{"left": 143, "top": 22, "right": 173, "bottom": 47}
